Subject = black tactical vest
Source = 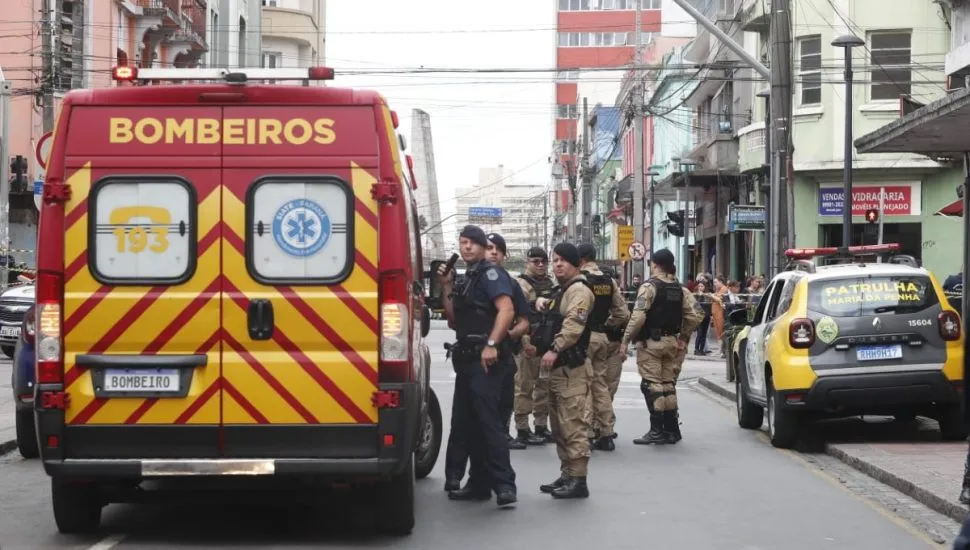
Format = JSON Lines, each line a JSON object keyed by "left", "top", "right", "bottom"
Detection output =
{"left": 452, "top": 263, "right": 496, "bottom": 342}
{"left": 520, "top": 273, "right": 556, "bottom": 328}
{"left": 635, "top": 277, "right": 684, "bottom": 341}
{"left": 582, "top": 270, "right": 615, "bottom": 332}
{"left": 532, "top": 278, "right": 593, "bottom": 366}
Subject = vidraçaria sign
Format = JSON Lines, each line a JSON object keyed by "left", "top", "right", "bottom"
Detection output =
{"left": 817, "top": 183, "right": 921, "bottom": 217}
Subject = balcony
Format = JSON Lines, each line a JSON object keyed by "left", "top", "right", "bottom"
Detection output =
{"left": 738, "top": 123, "right": 766, "bottom": 173}
{"left": 739, "top": 0, "right": 769, "bottom": 32}
{"left": 262, "top": 4, "right": 321, "bottom": 49}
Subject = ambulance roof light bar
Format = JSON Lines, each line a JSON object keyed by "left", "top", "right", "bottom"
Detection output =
{"left": 112, "top": 66, "right": 335, "bottom": 83}
{"left": 784, "top": 243, "right": 901, "bottom": 260}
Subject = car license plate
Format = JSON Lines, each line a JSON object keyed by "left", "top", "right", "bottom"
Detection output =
{"left": 856, "top": 345, "right": 903, "bottom": 362}
{"left": 103, "top": 369, "right": 180, "bottom": 393}
{"left": 0, "top": 325, "right": 20, "bottom": 338}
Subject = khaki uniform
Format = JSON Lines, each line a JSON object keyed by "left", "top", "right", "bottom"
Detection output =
{"left": 623, "top": 274, "right": 704, "bottom": 427}
{"left": 580, "top": 262, "right": 630, "bottom": 439}
{"left": 546, "top": 274, "right": 595, "bottom": 477}
{"left": 513, "top": 271, "right": 552, "bottom": 431}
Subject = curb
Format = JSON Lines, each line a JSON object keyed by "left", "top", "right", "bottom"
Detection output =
{"left": 0, "top": 439, "right": 16, "bottom": 456}
{"left": 696, "top": 376, "right": 970, "bottom": 525}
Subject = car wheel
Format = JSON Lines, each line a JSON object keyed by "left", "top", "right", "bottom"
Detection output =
{"left": 2, "top": 345, "right": 14, "bottom": 359}
{"left": 766, "top": 375, "right": 799, "bottom": 449}
{"left": 51, "top": 479, "right": 102, "bottom": 534}
{"left": 15, "top": 410, "right": 39, "bottom": 459}
{"left": 936, "top": 404, "right": 967, "bottom": 441}
{"left": 414, "top": 387, "right": 442, "bottom": 480}
{"left": 374, "top": 457, "right": 415, "bottom": 535}
{"left": 735, "top": 363, "right": 764, "bottom": 430}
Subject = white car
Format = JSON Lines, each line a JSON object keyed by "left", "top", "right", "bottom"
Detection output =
{"left": 0, "top": 283, "right": 34, "bottom": 358}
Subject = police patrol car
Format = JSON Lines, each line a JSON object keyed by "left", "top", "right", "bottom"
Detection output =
{"left": 731, "top": 244, "right": 965, "bottom": 449}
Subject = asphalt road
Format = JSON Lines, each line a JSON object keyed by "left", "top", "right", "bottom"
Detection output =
{"left": 0, "top": 323, "right": 957, "bottom": 549}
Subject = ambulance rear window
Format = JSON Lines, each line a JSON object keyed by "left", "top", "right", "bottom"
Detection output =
{"left": 807, "top": 275, "right": 938, "bottom": 317}
{"left": 246, "top": 177, "right": 353, "bottom": 285}
{"left": 89, "top": 177, "right": 197, "bottom": 285}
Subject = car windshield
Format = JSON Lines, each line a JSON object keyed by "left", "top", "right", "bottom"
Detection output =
{"left": 807, "top": 274, "right": 937, "bottom": 317}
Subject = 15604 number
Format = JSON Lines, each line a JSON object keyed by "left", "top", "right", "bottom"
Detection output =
{"left": 908, "top": 319, "right": 932, "bottom": 327}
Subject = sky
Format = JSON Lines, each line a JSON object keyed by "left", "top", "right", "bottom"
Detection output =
{"left": 325, "top": 0, "right": 557, "bottom": 228}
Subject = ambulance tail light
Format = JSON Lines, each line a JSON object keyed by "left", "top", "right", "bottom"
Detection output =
{"left": 939, "top": 311, "right": 961, "bottom": 341}
{"left": 380, "top": 270, "right": 413, "bottom": 382}
{"left": 789, "top": 318, "right": 815, "bottom": 349}
{"left": 35, "top": 273, "right": 63, "bottom": 384}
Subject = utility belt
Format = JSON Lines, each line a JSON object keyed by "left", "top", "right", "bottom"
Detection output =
{"left": 635, "top": 329, "right": 680, "bottom": 343}
{"left": 554, "top": 345, "right": 588, "bottom": 369}
{"left": 605, "top": 326, "right": 625, "bottom": 342}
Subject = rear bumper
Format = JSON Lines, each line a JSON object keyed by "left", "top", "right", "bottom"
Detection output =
{"left": 782, "top": 370, "right": 961, "bottom": 413}
{"left": 39, "top": 382, "right": 422, "bottom": 480}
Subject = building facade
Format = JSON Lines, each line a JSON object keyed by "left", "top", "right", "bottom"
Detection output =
{"left": 260, "top": 0, "right": 326, "bottom": 69}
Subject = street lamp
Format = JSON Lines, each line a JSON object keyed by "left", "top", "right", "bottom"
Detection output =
{"left": 832, "top": 34, "right": 866, "bottom": 249}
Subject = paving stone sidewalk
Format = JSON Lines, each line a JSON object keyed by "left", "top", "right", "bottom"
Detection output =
{"left": 698, "top": 375, "right": 970, "bottom": 524}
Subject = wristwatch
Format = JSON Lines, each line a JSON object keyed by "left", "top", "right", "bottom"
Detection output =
{"left": 487, "top": 339, "right": 497, "bottom": 348}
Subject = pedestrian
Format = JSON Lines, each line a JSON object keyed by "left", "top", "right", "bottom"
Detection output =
{"left": 437, "top": 225, "right": 517, "bottom": 507}
{"left": 576, "top": 243, "right": 630, "bottom": 451}
{"left": 622, "top": 249, "right": 705, "bottom": 445}
{"left": 693, "top": 281, "right": 713, "bottom": 356}
{"left": 485, "top": 233, "right": 533, "bottom": 450}
{"left": 533, "top": 243, "right": 595, "bottom": 499}
{"left": 511, "top": 246, "right": 557, "bottom": 448}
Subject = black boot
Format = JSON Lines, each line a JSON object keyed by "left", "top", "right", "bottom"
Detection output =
{"left": 529, "top": 425, "right": 552, "bottom": 445}
{"left": 551, "top": 476, "right": 590, "bottom": 499}
{"left": 961, "top": 487, "right": 970, "bottom": 505}
{"left": 634, "top": 412, "right": 667, "bottom": 445}
{"left": 444, "top": 475, "right": 461, "bottom": 492}
{"left": 448, "top": 483, "right": 491, "bottom": 501}
{"left": 961, "top": 449, "right": 970, "bottom": 504}
{"left": 540, "top": 475, "right": 567, "bottom": 494}
{"left": 593, "top": 435, "right": 616, "bottom": 451}
{"left": 509, "top": 429, "right": 530, "bottom": 450}
{"left": 664, "top": 410, "right": 682, "bottom": 444}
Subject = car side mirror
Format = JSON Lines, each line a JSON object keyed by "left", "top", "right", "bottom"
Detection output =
{"left": 728, "top": 308, "right": 751, "bottom": 327}
{"left": 421, "top": 305, "right": 431, "bottom": 338}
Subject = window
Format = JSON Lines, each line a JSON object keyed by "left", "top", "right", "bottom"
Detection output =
{"left": 870, "top": 31, "right": 912, "bottom": 100}
{"left": 557, "top": 104, "right": 579, "bottom": 119}
{"left": 247, "top": 177, "right": 354, "bottom": 284}
{"left": 261, "top": 0, "right": 278, "bottom": 5}
{"left": 808, "top": 276, "right": 937, "bottom": 317}
{"left": 719, "top": 0, "right": 735, "bottom": 14}
{"left": 644, "top": 0, "right": 661, "bottom": 8}
{"left": 798, "top": 36, "right": 821, "bottom": 105}
{"left": 556, "top": 70, "right": 579, "bottom": 81}
{"left": 89, "top": 178, "right": 197, "bottom": 285}
{"left": 262, "top": 51, "right": 282, "bottom": 68}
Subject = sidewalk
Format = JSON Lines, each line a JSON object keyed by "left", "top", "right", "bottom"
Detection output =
{"left": 0, "top": 362, "right": 16, "bottom": 455}
{"left": 698, "top": 374, "right": 970, "bottom": 524}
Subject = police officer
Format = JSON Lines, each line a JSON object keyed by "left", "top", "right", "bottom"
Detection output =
{"left": 485, "top": 232, "right": 533, "bottom": 450}
{"left": 512, "top": 247, "right": 557, "bottom": 447}
{"left": 576, "top": 244, "right": 630, "bottom": 451}
{"left": 602, "top": 267, "right": 629, "bottom": 437}
{"left": 534, "top": 243, "right": 595, "bottom": 499}
{"left": 621, "top": 249, "right": 704, "bottom": 445}
{"left": 438, "top": 225, "right": 517, "bottom": 507}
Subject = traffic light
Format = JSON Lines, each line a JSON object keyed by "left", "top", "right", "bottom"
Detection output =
{"left": 667, "top": 210, "right": 685, "bottom": 237}
{"left": 9, "top": 155, "right": 27, "bottom": 192}
{"left": 865, "top": 208, "right": 879, "bottom": 224}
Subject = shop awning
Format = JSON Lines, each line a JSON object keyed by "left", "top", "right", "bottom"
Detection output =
{"left": 658, "top": 168, "right": 742, "bottom": 189}
{"left": 855, "top": 87, "right": 970, "bottom": 155}
{"left": 936, "top": 199, "right": 964, "bottom": 217}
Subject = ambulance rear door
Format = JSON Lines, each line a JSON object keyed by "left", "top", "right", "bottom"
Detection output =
{"left": 219, "top": 105, "right": 380, "bottom": 458}
{"left": 59, "top": 105, "right": 223, "bottom": 459}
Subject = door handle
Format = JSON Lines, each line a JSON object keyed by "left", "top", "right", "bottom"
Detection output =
{"left": 247, "top": 299, "right": 274, "bottom": 341}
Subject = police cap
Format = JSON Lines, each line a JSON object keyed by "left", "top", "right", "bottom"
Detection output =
{"left": 650, "top": 248, "right": 676, "bottom": 271}
{"left": 576, "top": 243, "right": 596, "bottom": 262}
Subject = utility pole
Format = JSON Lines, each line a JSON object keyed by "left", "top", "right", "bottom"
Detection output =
{"left": 543, "top": 193, "right": 549, "bottom": 251}
{"left": 42, "top": 0, "right": 55, "bottom": 133}
{"left": 769, "top": 0, "right": 793, "bottom": 274}
{"left": 632, "top": 0, "right": 645, "bottom": 276}
{"left": 581, "top": 97, "right": 591, "bottom": 244}
{"left": 0, "top": 67, "right": 10, "bottom": 290}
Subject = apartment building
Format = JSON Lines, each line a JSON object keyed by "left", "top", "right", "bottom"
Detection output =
{"left": 260, "top": 0, "right": 326, "bottom": 69}
{"left": 454, "top": 167, "right": 547, "bottom": 260}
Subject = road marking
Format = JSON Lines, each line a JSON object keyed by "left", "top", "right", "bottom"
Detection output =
{"left": 689, "top": 383, "right": 942, "bottom": 548}
{"left": 87, "top": 534, "right": 127, "bottom": 550}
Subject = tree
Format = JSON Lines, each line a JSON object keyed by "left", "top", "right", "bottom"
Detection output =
{"left": 418, "top": 214, "right": 429, "bottom": 231}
